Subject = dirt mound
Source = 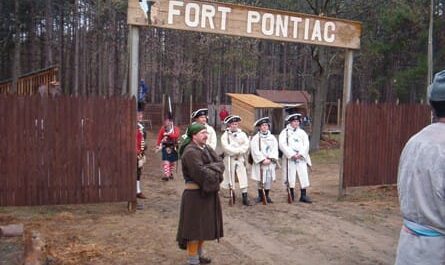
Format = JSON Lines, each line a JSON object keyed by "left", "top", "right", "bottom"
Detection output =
{"left": 320, "top": 136, "right": 340, "bottom": 149}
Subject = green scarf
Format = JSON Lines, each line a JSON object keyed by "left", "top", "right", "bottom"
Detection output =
{"left": 178, "top": 123, "right": 206, "bottom": 156}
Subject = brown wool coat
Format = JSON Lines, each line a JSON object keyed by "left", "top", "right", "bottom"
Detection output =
{"left": 176, "top": 142, "right": 225, "bottom": 248}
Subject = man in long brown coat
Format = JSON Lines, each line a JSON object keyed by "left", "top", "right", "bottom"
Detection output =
{"left": 177, "top": 123, "right": 225, "bottom": 265}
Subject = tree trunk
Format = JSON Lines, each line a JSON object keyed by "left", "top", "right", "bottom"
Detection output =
{"left": 310, "top": 46, "right": 330, "bottom": 151}
{"left": 11, "top": 0, "right": 21, "bottom": 94}
{"left": 60, "top": 1, "right": 65, "bottom": 93}
{"left": 73, "top": 0, "right": 80, "bottom": 95}
{"left": 29, "top": 6, "right": 38, "bottom": 72}
{"left": 282, "top": 43, "right": 288, "bottom": 88}
{"left": 45, "top": 0, "right": 53, "bottom": 66}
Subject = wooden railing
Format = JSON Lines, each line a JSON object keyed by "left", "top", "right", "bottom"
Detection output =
{"left": 0, "top": 66, "right": 59, "bottom": 95}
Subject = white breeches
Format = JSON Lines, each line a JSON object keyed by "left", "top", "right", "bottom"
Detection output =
{"left": 282, "top": 159, "right": 310, "bottom": 189}
{"left": 221, "top": 160, "right": 248, "bottom": 190}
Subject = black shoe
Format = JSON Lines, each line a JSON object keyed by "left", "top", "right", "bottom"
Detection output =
{"left": 290, "top": 188, "right": 295, "bottom": 202}
{"left": 299, "top": 189, "right": 312, "bottom": 203}
{"left": 199, "top": 256, "right": 212, "bottom": 264}
{"left": 255, "top": 189, "right": 263, "bottom": 203}
{"left": 299, "top": 196, "right": 312, "bottom": 203}
{"left": 242, "top": 192, "right": 252, "bottom": 206}
{"left": 161, "top": 177, "right": 169, "bottom": 181}
{"left": 265, "top": 190, "right": 273, "bottom": 203}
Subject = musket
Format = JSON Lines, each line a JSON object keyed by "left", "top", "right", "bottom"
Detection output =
{"left": 168, "top": 96, "right": 173, "bottom": 129}
{"left": 226, "top": 131, "right": 235, "bottom": 206}
{"left": 168, "top": 96, "right": 172, "bottom": 115}
{"left": 270, "top": 158, "right": 281, "bottom": 169}
{"left": 286, "top": 129, "right": 292, "bottom": 203}
{"left": 260, "top": 165, "right": 267, "bottom": 205}
{"left": 168, "top": 95, "right": 179, "bottom": 175}
{"left": 228, "top": 154, "right": 235, "bottom": 206}
{"left": 258, "top": 135, "right": 267, "bottom": 205}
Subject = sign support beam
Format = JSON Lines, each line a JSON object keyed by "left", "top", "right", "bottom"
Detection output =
{"left": 339, "top": 49, "right": 353, "bottom": 197}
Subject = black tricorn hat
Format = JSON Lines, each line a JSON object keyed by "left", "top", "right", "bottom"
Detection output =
{"left": 191, "top": 108, "right": 208, "bottom": 119}
{"left": 224, "top": 115, "right": 241, "bottom": 124}
{"left": 285, "top": 113, "right": 302, "bottom": 122}
{"left": 253, "top": 117, "right": 270, "bottom": 127}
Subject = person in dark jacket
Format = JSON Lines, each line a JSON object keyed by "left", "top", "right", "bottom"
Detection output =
{"left": 176, "top": 123, "right": 225, "bottom": 265}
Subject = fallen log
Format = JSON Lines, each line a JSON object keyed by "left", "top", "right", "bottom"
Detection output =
{"left": 0, "top": 224, "right": 24, "bottom": 237}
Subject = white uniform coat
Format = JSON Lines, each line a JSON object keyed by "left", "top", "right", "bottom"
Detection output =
{"left": 278, "top": 125, "right": 311, "bottom": 189}
{"left": 205, "top": 123, "right": 217, "bottom": 150}
{"left": 250, "top": 131, "right": 279, "bottom": 183}
{"left": 220, "top": 129, "right": 249, "bottom": 190}
{"left": 395, "top": 122, "right": 445, "bottom": 265}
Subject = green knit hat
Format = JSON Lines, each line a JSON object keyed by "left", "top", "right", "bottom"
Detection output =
{"left": 430, "top": 69, "right": 445, "bottom": 101}
{"left": 179, "top": 123, "right": 206, "bottom": 156}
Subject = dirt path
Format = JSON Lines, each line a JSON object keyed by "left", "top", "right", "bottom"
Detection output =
{"left": 0, "top": 130, "right": 401, "bottom": 265}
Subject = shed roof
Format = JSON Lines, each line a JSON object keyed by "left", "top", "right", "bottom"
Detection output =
{"left": 226, "top": 93, "right": 283, "bottom": 108}
{"left": 256, "top": 89, "right": 311, "bottom": 104}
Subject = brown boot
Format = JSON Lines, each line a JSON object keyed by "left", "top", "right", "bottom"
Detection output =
{"left": 136, "top": 193, "right": 147, "bottom": 199}
{"left": 199, "top": 256, "right": 212, "bottom": 264}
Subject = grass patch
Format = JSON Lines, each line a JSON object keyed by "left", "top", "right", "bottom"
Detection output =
{"left": 310, "top": 148, "right": 341, "bottom": 164}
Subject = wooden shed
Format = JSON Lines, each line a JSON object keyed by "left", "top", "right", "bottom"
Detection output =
{"left": 226, "top": 93, "right": 283, "bottom": 134}
{"left": 256, "top": 89, "right": 311, "bottom": 116}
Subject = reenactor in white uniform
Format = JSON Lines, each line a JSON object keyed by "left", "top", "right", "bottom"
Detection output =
{"left": 279, "top": 113, "right": 313, "bottom": 203}
{"left": 221, "top": 115, "right": 251, "bottom": 206}
{"left": 250, "top": 117, "right": 279, "bottom": 204}
{"left": 191, "top": 108, "right": 217, "bottom": 150}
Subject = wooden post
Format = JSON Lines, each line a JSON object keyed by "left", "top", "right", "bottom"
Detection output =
{"left": 338, "top": 49, "right": 353, "bottom": 197}
{"left": 128, "top": 25, "right": 139, "bottom": 210}
{"left": 190, "top": 94, "right": 193, "bottom": 124}
{"left": 427, "top": 0, "right": 434, "bottom": 90}
{"left": 129, "top": 25, "right": 139, "bottom": 101}
{"left": 337, "top": 98, "right": 341, "bottom": 126}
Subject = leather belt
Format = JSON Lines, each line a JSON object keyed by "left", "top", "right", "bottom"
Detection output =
{"left": 185, "top": 182, "right": 200, "bottom": 190}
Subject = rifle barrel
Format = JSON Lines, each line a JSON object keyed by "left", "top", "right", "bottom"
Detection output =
{"left": 227, "top": 154, "right": 234, "bottom": 206}
{"left": 260, "top": 166, "right": 267, "bottom": 205}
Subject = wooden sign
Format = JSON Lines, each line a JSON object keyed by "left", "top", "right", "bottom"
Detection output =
{"left": 128, "top": 0, "right": 362, "bottom": 49}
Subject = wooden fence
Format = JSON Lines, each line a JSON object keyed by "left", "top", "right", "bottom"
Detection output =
{"left": 0, "top": 66, "right": 59, "bottom": 95}
{"left": 343, "top": 103, "right": 431, "bottom": 188}
{"left": 0, "top": 96, "right": 136, "bottom": 206}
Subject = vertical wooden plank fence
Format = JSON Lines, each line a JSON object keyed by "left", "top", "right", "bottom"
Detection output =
{"left": 343, "top": 103, "right": 431, "bottom": 188}
{"left": 0, "top": 95, "right": 136, "bottom": 206}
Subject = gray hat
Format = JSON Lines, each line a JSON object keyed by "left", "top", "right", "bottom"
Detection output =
{"left": 429, "top": 70, "right": 445, "bottom": 101}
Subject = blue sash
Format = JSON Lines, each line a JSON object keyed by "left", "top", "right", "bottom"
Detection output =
{"left": 403, "top": 219, "right": 444, "bottom": 237}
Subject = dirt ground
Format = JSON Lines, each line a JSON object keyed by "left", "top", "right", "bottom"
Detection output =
{"left": 0, "top": 130, "right": 402, "bottom": 265}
